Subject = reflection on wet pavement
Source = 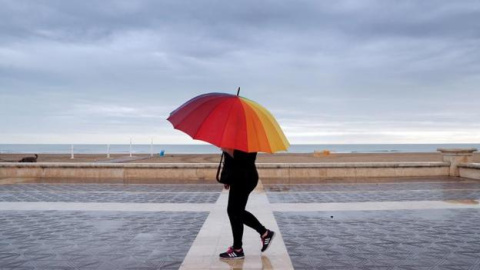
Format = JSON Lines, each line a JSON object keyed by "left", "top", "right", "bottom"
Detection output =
{"left": 218, "top": 255, "right": 274, "bottom": 270}
{"left": 265, "top": 180, "right": 480, "bottom": 203}
{"left": 1, "top": 177, "right": 479, "bottom": 269}
{"left": 0, "top": 211, "right": 208, "bottom": 269}
{"left": 446, "top": 199, "right": 479, "bottom": 205}
{"left": 275, "top": 209, "right": 480, "bottom": 269}
{"left": 0, "top": 183, "right": 222, "bottom": 203}
{"left": 266, "top": 181, "right": 480, "bottom": 192}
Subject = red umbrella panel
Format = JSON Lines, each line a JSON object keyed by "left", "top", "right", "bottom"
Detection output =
{"left": 167, "top": 92, "right": 289, "bottom": 153}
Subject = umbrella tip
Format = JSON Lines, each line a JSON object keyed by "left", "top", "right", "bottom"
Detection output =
{"left": 236, "top": 87, "right": 240, "bottom": 96}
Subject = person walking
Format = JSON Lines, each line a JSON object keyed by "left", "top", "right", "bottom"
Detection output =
{"left": 218, "top": 148, "right": 275, "bottom": 260}
{"left": 167, "top": 90, "right": 289, "bottom": 258}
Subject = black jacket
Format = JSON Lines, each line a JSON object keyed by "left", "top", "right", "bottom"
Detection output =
{"left": 220, "top": 150, "right": 258, "bottom": 184}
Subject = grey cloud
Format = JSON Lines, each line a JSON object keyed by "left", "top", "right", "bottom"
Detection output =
{"left": 1, "top": 0, "right": 480, "bottom": 144}
{"left": 3, "top": 1, "right": 480, "bottom": 44}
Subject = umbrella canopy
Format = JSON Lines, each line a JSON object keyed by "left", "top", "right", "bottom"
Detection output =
{"left": 167, "top": 92, "right": 289, "bottom": 153}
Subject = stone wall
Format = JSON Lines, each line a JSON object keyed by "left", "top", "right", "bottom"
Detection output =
{"left": 0, "top": 162, "right": 450, "bottom": 183}
{"left": 2, "top": 148, "right": 479, "bottom": 183}
{"left": 458, "top": 163, "right": 480, "bottom": 180}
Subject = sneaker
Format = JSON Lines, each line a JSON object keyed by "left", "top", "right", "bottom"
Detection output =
{"left": 261, "top": 230, "right": 275, "bottom": 252}
{"left": 219, "top": 247, "right": 244, "bottom": 259}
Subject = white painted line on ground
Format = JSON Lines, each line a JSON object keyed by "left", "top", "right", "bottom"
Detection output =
{"left": 0, "top": 191, "right": 221, "bottom": 194}
{"left": 266, "top": 188, "right": 480, "bottom": 194}
{"left": 1, "top": 200, "right": 478, "bottom": 214}
{"left": 271, "top": 200, "right": 480, "bottom": 212}
{"left": 0, "top": 202, "right": 214, "bottom": 212}
{"left": 266, "top": 180, "right": 477, "bottom": 185}
{"left": 180, "top": 186, "right": 294, "bottom": 270}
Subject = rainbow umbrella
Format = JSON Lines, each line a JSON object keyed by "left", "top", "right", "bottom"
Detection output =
{"left": 167, "top": 89, "right": 289, "bottom": 153}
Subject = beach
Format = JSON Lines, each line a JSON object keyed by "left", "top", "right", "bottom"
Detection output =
{"left": 2, "top": 152, "right": 479, "bottom": 163}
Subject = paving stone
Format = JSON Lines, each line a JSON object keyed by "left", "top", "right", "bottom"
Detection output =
{"left": 265, "top": 181, "right": 480, "bottom": 193}
{"left": 275, "top": 209, "right": 480, "bottom": 269}
{"left": 265, "top": 181, "right": 480, "bottom": 203}
{"left": 0, "top": 183, "right": 222, "bottom": 203}
{"left": 0, "top": 183, "right": 222, "bottom": 193}
{"left": 0, "top": 211, "right": 208, "bottom": 270}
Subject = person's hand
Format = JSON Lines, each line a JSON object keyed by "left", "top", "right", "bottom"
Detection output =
{"left": 224, "top": 184, "right": 230, "bottom": 190}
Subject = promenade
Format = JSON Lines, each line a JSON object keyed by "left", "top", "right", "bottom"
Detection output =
{"left": 1, "top": 177, "right": 480, "bottom": 269}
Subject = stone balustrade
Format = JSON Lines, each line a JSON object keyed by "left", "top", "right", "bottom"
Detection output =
{"left": 0, "top": 162, "right": 450, "bottom": 183}
{"left": 437, "top": 148, "right": 477, "bottom": 176}
{"left": 458, "top": 163, "right": 480, "bottom": 180}
{"left": 1, "top": 148, "right": 478, "bottom": 183}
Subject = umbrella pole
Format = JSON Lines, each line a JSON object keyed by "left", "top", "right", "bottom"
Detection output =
{"left": 236, "top": 87, "right": 240, "bottom": 96}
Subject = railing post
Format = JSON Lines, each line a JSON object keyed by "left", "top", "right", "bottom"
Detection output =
{"left": 437, "top": 148, "right": 477, "bottom": 176}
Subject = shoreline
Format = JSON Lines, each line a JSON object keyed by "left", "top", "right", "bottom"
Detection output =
{"left": 2, "top": 144, "right": 479, "bottom": 156}
{"left": 2, "top": 152, "right": 479, "bottom": 164}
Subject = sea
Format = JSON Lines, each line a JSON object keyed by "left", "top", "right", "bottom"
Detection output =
{"left": 0, "top": 144, "right": 479, "bottom": 155}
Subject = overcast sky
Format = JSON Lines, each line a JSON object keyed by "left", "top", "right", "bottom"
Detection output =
{"left": 1, "top": 0, "right": 479, "bottom": 145}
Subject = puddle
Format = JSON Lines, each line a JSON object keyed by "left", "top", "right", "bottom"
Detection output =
{"left": 445, "top": 199, "right": 479, "bottom": 205}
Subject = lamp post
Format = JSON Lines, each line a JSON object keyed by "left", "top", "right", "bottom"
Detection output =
{"left": 129, "top": 138, "right": 132, "bottom": 157}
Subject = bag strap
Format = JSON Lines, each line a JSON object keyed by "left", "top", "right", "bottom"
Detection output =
{"left": 216, "top": 152, "right": 224, "bottom": 183}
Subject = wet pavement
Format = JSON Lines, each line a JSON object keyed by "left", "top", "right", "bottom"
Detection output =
{"left": 0, "top": 184, "right": 223, "bottom": 193}
{"left": 265, "top": 181, "right": 480, "bottom": 203}
{"left": 0, "top": 178, "right": 479, "bottom": 269}
{"left": 265, "top": 181, "right": 480, "bottom": 192}
{"left": 0, "top": 184, "right": 222, "bottom": 203}
{"left": 275, "top": 209, "right": 480, "bottom": 269}
{"left": 0, "top": 211, "right": 207, "bottom": 269}
{"left": 266, "top": 179, "right": 480, "bottom": 269}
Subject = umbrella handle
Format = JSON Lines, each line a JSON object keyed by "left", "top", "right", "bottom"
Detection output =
{"left": 216, "top": 152, "right": 224, "bottom": 183}
{"left": 236, "top": 87, "right": 240, "bottom": 96}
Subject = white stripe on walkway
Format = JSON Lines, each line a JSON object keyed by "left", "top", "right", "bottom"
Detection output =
{"left": 271, "top": 200, "right": 480, "bottom": 212}
{"left": 180, "top": 185, "right": 294, "bottom": 270}
{"left": 1, "top": 199, "right": 477, "bottom": 213}
{"left": 0, "top": 202, "right": 213, "bottom": 212}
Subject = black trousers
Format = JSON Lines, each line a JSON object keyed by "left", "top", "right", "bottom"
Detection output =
{"left": 227, "top": 177, "right": 267, "bottom": 249}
